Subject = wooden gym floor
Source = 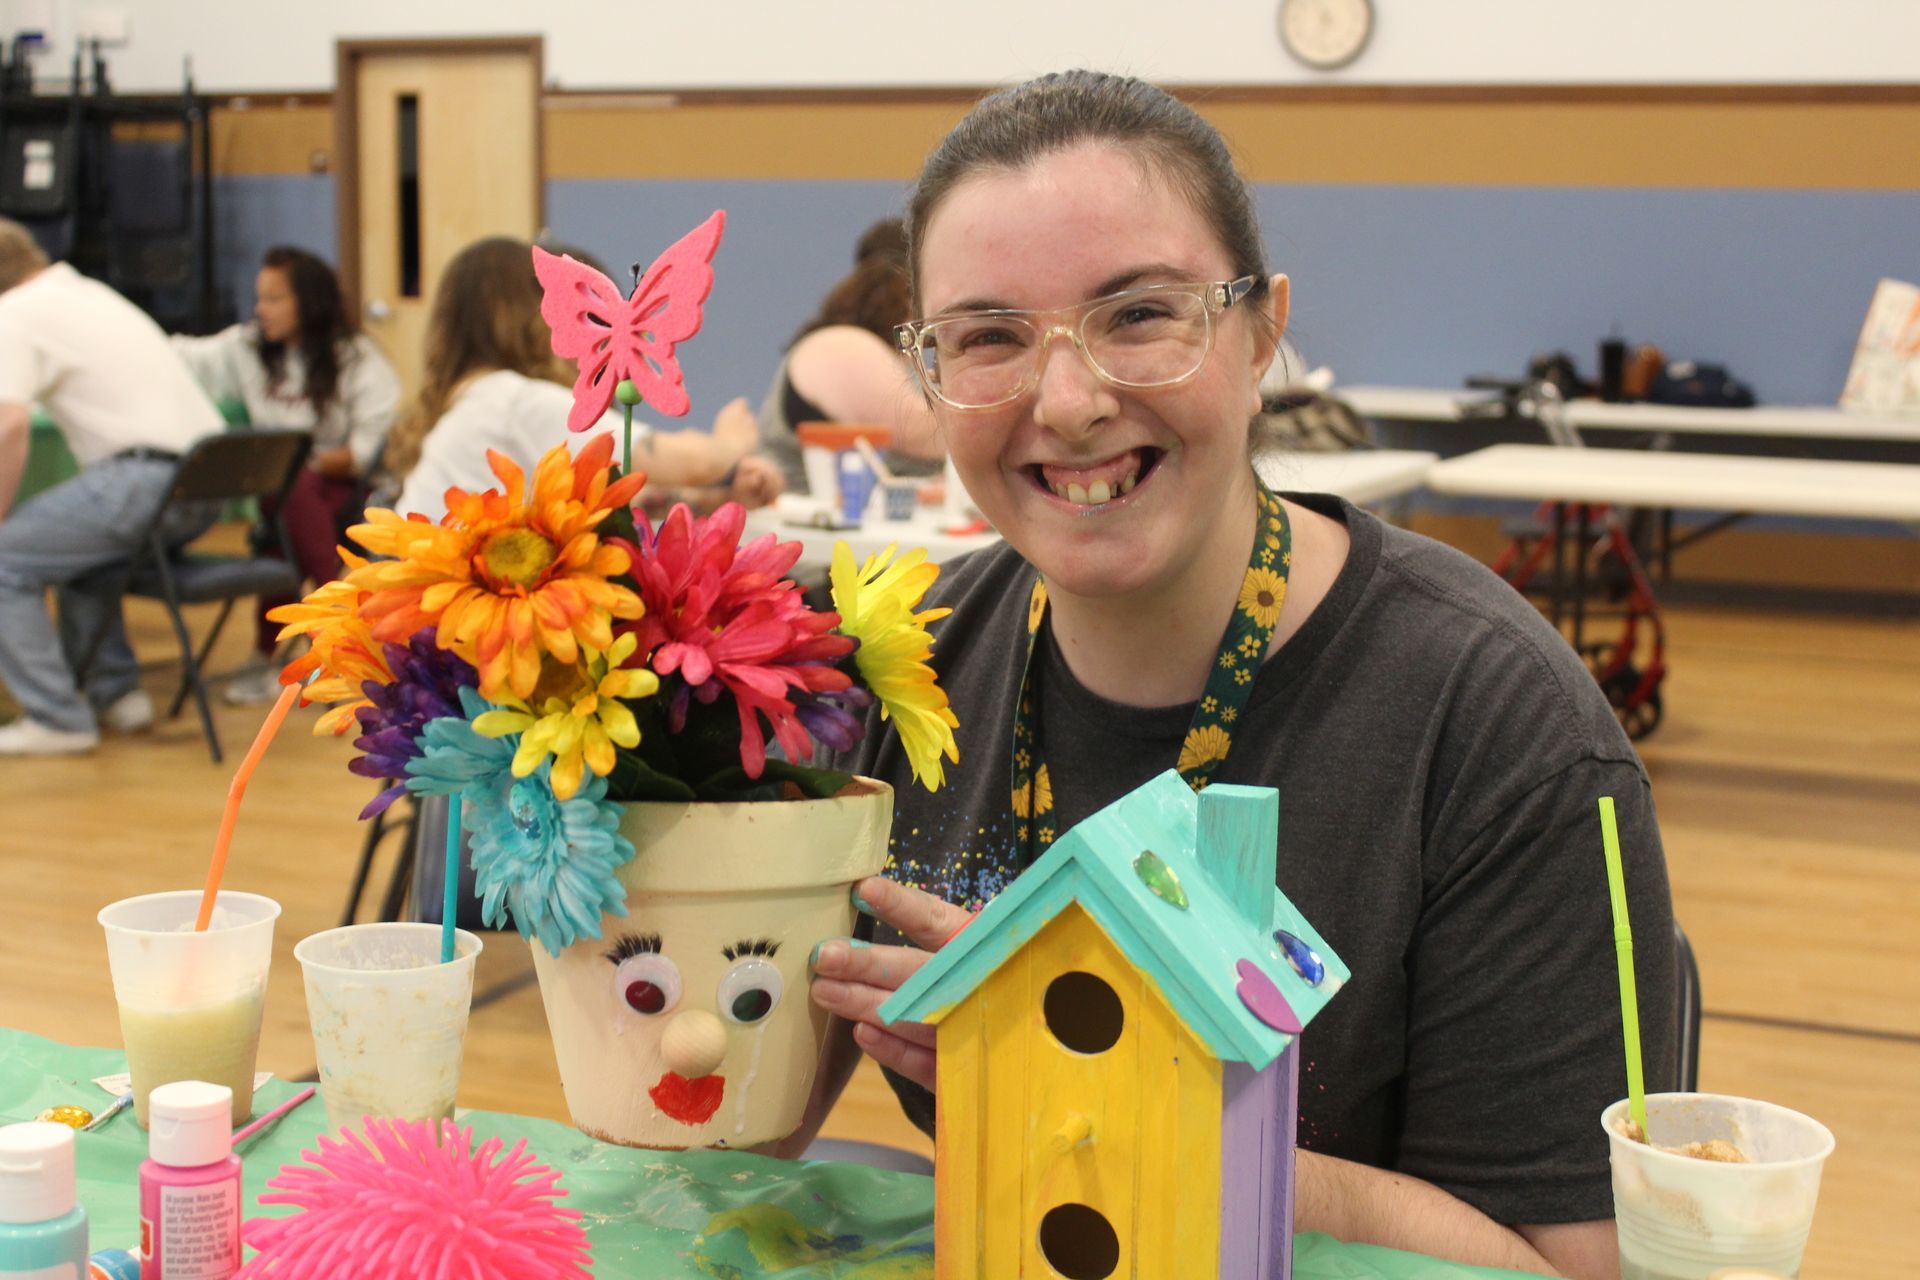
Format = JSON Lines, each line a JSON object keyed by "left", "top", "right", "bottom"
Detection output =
{"left": 0, "top": 528, "right": 1913, "bottom": 1278}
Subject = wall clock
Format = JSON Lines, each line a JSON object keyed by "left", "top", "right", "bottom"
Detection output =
{"left": 1278, "top": 0, "right": 1374, "bottom": 71}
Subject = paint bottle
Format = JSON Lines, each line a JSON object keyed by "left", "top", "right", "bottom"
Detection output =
{"left": 0, "top": 1121, "right": 89, "bottom": 1279}
{"left": 85, "top": 1252, "right": 140, "bottom": 1280}
{"left": 139, "top": 1082, "right": 241, "bottom": 1280}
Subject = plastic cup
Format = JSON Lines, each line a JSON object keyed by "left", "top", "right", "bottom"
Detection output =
{"left": 98, "top": 891, "right": 281, "bottom": 1128}
{"left": 295, "top": 923, "right": 481, "bottom": 1132}
{"left": 800, "top": 443, "right": 839, "bottom": 504}
{"left": 1604, "top": 1093, "right": 1834, "bottom": 1280}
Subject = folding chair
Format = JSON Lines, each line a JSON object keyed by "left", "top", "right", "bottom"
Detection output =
{"left": 73, "top": 429, "right": 312, "bottom": 762}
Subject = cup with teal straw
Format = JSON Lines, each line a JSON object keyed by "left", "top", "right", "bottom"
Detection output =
{"left": 1599, "top": 795, "right": 1649, "bottom": 1142}
{"left": 442, "top": 794, "right": 462, "bottom": 963}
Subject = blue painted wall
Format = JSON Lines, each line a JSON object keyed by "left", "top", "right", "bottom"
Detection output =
{"left": 209, "top": 174, "right": 1917, "bottom": 412}
{"left": 1260, "top": 184, "right": 1920, "bottom": 407}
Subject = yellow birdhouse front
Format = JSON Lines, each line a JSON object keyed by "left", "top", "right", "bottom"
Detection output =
{"left": 882, "top": 773, "right": 1349, "bottom": 1279}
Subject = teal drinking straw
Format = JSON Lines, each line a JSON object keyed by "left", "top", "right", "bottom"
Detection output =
{"left": 1599, "top": 796, "right": 1649, "bottom": 1139}
{"left": 441, "top": 794, "right": 462, "bottom": 964}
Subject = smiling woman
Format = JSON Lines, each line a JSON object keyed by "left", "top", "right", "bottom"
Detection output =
{"left": 800, "top": 69, "right": 1677, "bottom": 1280}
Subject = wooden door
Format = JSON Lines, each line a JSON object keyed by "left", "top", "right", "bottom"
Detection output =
{"left": 336, "top": 38, "right": 542, "bottom": 396}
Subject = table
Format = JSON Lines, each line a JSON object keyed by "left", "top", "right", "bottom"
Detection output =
{"left": 746, "top": 449, "right": 1438, "bottom": 573}
{"left": 0, "top": 1029, "right": 1531, "bottom": 1279}
{"left": 1342, "top": 383, "right": 1920, "bottom": 443}
{"left": 1425, "top": 444, "right": 1920, "bottom": 526}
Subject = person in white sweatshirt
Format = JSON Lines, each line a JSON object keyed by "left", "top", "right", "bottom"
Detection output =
{"left": 173, "top": 246, "right": 401, "bottom": 702}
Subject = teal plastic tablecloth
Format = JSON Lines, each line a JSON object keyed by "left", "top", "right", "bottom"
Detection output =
{"left": 0, "top": 1029, "right": 1531, "bottom": 1278}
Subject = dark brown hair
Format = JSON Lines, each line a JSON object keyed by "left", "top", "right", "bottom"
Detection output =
{"left": 384, "top": 236, "right": 567, "bottom": 479}
{"left": 905, "top": 71, "right": 1270, "bottom": 328}
{"left": 255, "top": 246, "right": 355, "bottom": 424}
{"left": 791, "top": 217, "right": 910, "bottom": 345}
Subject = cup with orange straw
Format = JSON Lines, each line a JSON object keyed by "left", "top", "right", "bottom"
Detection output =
{"left": 96, "top": 685, "right": 300, "bottom": 1126}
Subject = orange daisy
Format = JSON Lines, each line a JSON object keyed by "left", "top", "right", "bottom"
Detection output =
{"left": 345, "top": 437, "right": 646, "bottom": 702}
{"left": 267, "top": 548, "right": 394, "bottom": 736}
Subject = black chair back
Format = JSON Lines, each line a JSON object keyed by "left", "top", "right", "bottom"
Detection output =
{"left": 1674, "top": 920, "right": 1702, "bottom": 1092}
{"left": 166, "top": 428, "right": 311, "bottom": 506}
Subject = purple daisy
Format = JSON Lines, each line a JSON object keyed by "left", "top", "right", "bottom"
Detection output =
{"left": 349, "top": 629, "right": 478, "bottom": 818}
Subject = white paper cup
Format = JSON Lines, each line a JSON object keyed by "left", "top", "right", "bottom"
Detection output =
{"left": 99, "top": 891, "right": 280, "bottom": 1127}
{"left": 1605, "top": 1093, "right": 1834, "bottom": 1280}
{"left": 800, "top": 444, "right": 839, "bottom": 503}
{"left": 296, "top": 923, "right": 481, "bottom": 1132}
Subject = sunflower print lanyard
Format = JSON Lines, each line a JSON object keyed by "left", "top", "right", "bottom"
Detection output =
{"left": 1010, "top": 481, "right": 1291, "bottom": 861}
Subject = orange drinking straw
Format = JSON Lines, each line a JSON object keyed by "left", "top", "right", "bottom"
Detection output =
{"left": 195, "top": 682, "right": 301, "bottom": 930}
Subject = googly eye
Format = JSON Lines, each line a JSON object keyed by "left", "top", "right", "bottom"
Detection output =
{"left": 614, "top": 952, "right": 682, "bottom": 1016}
{"left": 716, "top": 956, "right": 784, "bottom": 1025}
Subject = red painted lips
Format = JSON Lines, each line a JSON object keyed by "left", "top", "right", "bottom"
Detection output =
{"left": 649, "top": 1071, "right": 726, "bottom": 1125}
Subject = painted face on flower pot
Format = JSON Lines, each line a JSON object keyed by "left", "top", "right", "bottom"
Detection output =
{"left": 603, "top": 931, "right": 793, "bottom": 1130}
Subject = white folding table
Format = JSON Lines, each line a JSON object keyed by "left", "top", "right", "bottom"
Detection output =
{"left": 1424, "top": 444, "right": 1920, "bottom": 526}
{"left": 1340, "top": 383, "right": 1920, "bottom": 444}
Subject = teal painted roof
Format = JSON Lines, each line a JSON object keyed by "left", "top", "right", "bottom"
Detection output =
{"left": 879, "top": 771, "right": 1347, "bottom": 1070}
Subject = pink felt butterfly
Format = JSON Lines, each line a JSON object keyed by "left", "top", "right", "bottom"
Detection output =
{"left": 531, "top": 210, "right": 726, "bottom": 433}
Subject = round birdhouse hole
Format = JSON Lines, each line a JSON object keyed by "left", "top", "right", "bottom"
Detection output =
{"left": 1038, "top": 1202, "right": 1119, "bottom": 1279}
{"left": 1042, "top": 971, "right": 1124, "bottom": 1055}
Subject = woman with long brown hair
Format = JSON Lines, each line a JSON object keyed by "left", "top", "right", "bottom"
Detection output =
{"left": 390, "top": 236, "right": 778, "bottom": 521}
{"left": 173, "top": 245, "right": 401, "bottom": 702}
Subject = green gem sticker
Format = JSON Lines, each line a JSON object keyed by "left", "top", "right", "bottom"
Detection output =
{"left": 1133, "top": 850, "right": 1189, "bottom": 910}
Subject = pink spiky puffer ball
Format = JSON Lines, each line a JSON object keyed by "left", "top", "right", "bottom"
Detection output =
{"left": 237, "top": 1117, "right": 592, "bottom": 1278}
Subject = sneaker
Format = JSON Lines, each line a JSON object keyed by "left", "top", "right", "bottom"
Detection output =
{"left": 0, "top": 717, "right": 100, "bottom": 756}
{"left": 99, "top": 688, "right": 155, "bottom": 734}
{"left": 223, "top": 664, "right": 286, "bottom": 706}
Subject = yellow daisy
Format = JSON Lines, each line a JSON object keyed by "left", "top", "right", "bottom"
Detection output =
{"left": 829, "top": 542, "right": 960, "bottom": 791}
{"left": 1012, "top": 780, "right": 1032, "bottom": 819}
{"left": 471, "top": 632, "right": 660, "bottom": 800}
{"left": 1027, "top": 579, "right": 1048, "bottom": 634}
{"left": 1238, "top": 566, "right": 1287, "bottom": 629}
{"left": 1032, "top": 764, "right": 1053, "bottom": 815}
{"left": 1178, "top": 724, "right": 1232, "bottom": 774}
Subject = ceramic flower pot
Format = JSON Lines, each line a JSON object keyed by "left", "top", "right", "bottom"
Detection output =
{"left": 530, "top": 778, "right": 892, "bottom": 1150}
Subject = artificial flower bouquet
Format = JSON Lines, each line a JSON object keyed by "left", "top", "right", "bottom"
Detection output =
{"left": 270, "top": 212, "right": 960, "bottom": 960}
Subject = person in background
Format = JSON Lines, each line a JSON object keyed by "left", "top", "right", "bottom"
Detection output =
{"left": 173, "top": 246, "right": 401, "bottom": 703}
{"left": 0, "top": 218, "right": 224, "bottom": 755}
{"left": 387, "top": 237, "right": 780, "bottom": 523}
{"left": 797, "top": 72, "right": 1673, "bottom": 1280}
{"left": 756, "top": 217, "right": 944, "bottom": 493}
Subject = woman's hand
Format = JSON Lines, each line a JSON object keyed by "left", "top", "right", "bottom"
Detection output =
{"left": 809, "top": 875, "right": 974, "bottom": 1093}
{"left": 727, "top": 454, "right": 784, "bottom": 509}
{"left": 712, "top": 395, "right": 759, "bottom": 461}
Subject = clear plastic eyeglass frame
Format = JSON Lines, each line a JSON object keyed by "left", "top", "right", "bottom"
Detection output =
{"left": 895, "top": 275, "right": 1260, "bottom": 411}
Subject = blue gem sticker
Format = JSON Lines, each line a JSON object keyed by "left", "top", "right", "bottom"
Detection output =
{"left": 1273, "top": 929, "right": 1326, "bottom": 985}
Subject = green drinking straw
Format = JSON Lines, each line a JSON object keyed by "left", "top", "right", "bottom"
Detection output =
{"left": 441, "top": 794, "right": 462, "bottom": 964}
{"left": 1599, "top": 796, "right": 1649, "bottom": 1140}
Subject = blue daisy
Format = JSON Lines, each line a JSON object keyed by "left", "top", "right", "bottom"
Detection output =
{"left": 406, "top": 687, "right": 633, "bottom": 956}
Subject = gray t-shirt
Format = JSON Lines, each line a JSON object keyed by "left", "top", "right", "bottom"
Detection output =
{"left": 833, "top": 494, "right": 1676, "bottom": 1226}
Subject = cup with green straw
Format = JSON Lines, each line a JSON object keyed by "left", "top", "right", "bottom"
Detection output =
{"left": 1599, "top": 795, "right": 1649, "bottom": 1141}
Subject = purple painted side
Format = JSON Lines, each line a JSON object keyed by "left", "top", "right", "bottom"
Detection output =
{"left": 1217, "top": 1042, "right": 1300, "bottom": 1278}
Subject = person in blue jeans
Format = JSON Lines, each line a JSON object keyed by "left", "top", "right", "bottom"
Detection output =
{"left": 0, "top": 218, "right": 224, "bottom": 755}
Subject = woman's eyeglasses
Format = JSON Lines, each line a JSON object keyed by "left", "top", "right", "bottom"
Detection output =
{"left": 895, "top": 276, "right": 1260, "bottom": 411}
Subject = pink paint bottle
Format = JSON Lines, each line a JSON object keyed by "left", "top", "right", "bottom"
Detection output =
{"left": 139, "top": 1082, "right": 241, "bottom": 1280}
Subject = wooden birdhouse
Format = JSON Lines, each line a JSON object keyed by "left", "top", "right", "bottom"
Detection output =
{"left": 880, "top": 771, "right": 1347, "bottom": 1280}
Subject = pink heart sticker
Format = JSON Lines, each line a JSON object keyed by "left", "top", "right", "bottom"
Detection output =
{"left": 1235, "top": 958, "right": 1303, "bottom": 1034}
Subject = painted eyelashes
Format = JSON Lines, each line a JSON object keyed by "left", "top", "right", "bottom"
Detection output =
{"left": 604, "top": 933, "right": 785, "bottom": 1023}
